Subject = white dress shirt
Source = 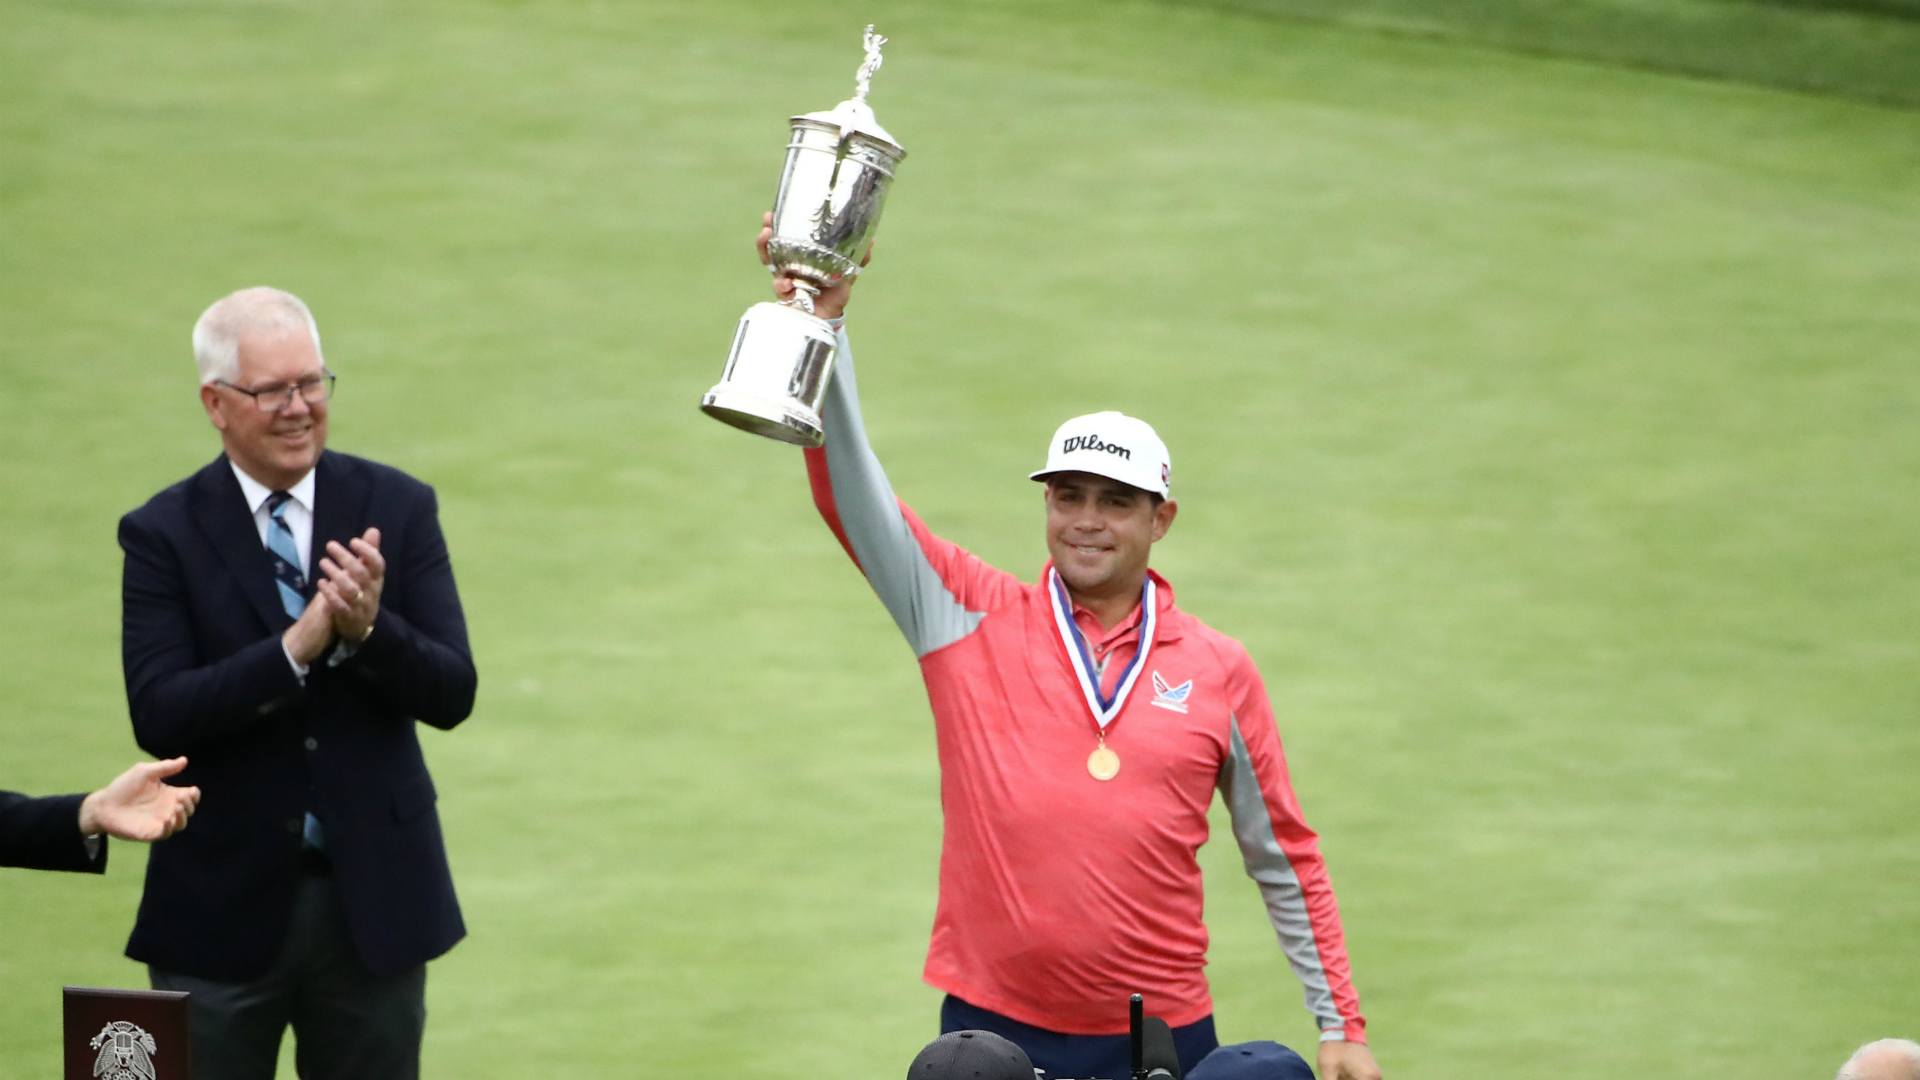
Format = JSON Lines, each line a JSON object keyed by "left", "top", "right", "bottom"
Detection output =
{"left": 228, "top": 462, "right": 317, "bottom": 677}
{"left": 229, "top": 461, "right": 316, "bottom": 572}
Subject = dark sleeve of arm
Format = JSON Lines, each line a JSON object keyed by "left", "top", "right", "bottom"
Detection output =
{"left": 0, "top": 792, "right": 105, "bottom": 874}
{"left": 339, "top": 486, "right": 477, "bottom": 729}
{"left": 120, "top": 512, "right": 303, "bottom": 758}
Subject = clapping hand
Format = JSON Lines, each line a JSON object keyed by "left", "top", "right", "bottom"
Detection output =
{"left": 317, "top": 527, "right": 384, "bottom": 645}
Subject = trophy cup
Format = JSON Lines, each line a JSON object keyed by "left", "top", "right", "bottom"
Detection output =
{"left": 701, "top": 25, "right": 906, "bottom": 447}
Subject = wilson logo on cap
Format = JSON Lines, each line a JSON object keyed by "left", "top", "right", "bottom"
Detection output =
{"left": 1062, "top": 434, "right": 1132, "bottom": 459}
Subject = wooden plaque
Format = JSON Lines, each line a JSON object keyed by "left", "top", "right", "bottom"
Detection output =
{"left": 62, "top": 986, "right": 191, "bottom": 1080}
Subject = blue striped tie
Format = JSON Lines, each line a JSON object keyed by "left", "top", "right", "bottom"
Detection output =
{"left": 266, "top": 491, "right": 326, "bottom": 852}
{"left": 265, "top": 492, "right": 307, "bottom": 619}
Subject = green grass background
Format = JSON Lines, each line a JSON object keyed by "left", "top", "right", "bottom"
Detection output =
{"left": 2, "top": 1, "right": 1916, "bottom": 1076}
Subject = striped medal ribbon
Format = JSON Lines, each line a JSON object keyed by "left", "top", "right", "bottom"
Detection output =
{"left": 1048, "top": 568, "right": 1157, "bottom": 781}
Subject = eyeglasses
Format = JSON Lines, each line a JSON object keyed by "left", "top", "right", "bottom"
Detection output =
{"left": 217, "top": 370, "right": 336, "bottom": 413}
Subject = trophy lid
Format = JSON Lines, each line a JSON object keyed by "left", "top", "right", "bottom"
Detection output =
{"left": 793, "top": 98, "right": 903, "bottom": 154}
{"left": 793, "top": 25, "right": 904, "bottom": 154}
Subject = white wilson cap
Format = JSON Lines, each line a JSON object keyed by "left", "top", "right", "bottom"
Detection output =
{"left": 1028, "top": 411, "right": 1172, "bottom": 498}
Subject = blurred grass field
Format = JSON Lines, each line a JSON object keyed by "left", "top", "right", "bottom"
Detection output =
{"left": 2, "top": 1, "right": 1916, "bottom": 1077}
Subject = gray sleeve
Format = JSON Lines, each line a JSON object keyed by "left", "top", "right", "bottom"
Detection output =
{"left": 817, "top": 330, "right": 989, "bottom": 658}
{"left": 1218, "top": 715, "right": 1345, "bottom": 1035}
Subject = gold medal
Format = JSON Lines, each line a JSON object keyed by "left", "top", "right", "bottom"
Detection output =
{"left": 1051, "top": 569, "right": 1153, "bottom": 785}
{"left": 1087, "top": 743, "right": 1121, "bottom": 781}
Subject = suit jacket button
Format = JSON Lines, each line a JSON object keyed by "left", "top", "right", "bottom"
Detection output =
{"left": 304, "top": 736, "right": 319, "bottom": 751}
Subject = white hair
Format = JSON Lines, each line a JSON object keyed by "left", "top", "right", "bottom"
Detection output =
{"left": 1838, "top": 1039, "right": 1920, "bottom": 1080}
{"left": 191, "top": 286, "right": 325, "bottom": 386}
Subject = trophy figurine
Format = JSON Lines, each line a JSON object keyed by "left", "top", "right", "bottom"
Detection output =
{"left": 701, "top": 25, "right": 907, "bottom": 447}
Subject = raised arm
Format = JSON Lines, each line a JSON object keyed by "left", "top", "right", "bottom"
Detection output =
{"left": 754, "top": 217, "right": 1022, "bottom": 656}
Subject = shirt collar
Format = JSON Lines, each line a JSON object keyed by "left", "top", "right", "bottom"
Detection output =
{"left": 1044, "top": 565, "right": 1182, "bottom": 645}
{"left": 1073, "top": 593, "right": 1145, "bottom": 648}
{"left": 228, "top": 459, "right": 316, "bottom": 515}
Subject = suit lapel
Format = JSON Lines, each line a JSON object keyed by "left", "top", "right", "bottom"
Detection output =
{"left": 311, "top": 451, "right": 369, "bottom": 586}
{"left": 190, "top": 456, "right": 289, "bottom": 633}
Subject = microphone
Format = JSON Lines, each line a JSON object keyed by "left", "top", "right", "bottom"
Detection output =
{"left": 1127, "top": 994, "right": 1182, "bottom": 1080}
{"left": 1139, "top": 1018, "right": 1181, "bottom": 1080}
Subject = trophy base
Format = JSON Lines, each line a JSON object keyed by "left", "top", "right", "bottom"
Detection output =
{"left": 700, "top": 387, "right": 824, "bottom": 447}
{"left": 701, "top": 301, "right": 838, "bottom": 448}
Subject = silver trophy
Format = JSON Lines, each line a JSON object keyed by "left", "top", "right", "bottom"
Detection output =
{"left": 702, "top": 26, "right": 907, "bottom": 447}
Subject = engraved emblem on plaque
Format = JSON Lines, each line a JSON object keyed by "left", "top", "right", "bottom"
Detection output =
{"left": 89, "top": 1021, "right": 160, "bottom": 1080}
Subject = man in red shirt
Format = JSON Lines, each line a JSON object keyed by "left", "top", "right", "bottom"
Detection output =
{"left": 760, "top": 218, "right": 1382, "bottom": 1080}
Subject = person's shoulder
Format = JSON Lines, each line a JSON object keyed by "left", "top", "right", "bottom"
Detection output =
{"left": 1165, "top": 603, "right": 1257, "bottom": 670}
{"left": 323, "top": 451, "right": 434, "bottom": 497}
{"left": 121, "top": 457, "right": 222, "bottom": 525}
{"left": 1160, "top": 594, "right": 1237, "bottom": 645}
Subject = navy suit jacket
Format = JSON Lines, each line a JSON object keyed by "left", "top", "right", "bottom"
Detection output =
{"left": 0, "top": 791, "right": 103, "bottom": 873}
{"left": 119, "top": 451, "right": 476, "bottom": 980}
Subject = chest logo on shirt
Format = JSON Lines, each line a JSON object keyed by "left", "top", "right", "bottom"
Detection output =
{"left": 1150, "top": 670, "right": 1192, "bottom": 713}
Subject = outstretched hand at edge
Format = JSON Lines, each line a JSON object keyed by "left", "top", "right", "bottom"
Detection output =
{"left": 79, "top": 757, "right": 201, "bottom": 842}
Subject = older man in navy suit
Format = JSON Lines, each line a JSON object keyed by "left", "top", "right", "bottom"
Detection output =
{"left": 119, "top": 286, "right": 477, "bottom": 1080}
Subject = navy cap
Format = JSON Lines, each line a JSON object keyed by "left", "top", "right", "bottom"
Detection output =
{"left": 1187, "top": 1041, "right": 1315, "bottom": 1080}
